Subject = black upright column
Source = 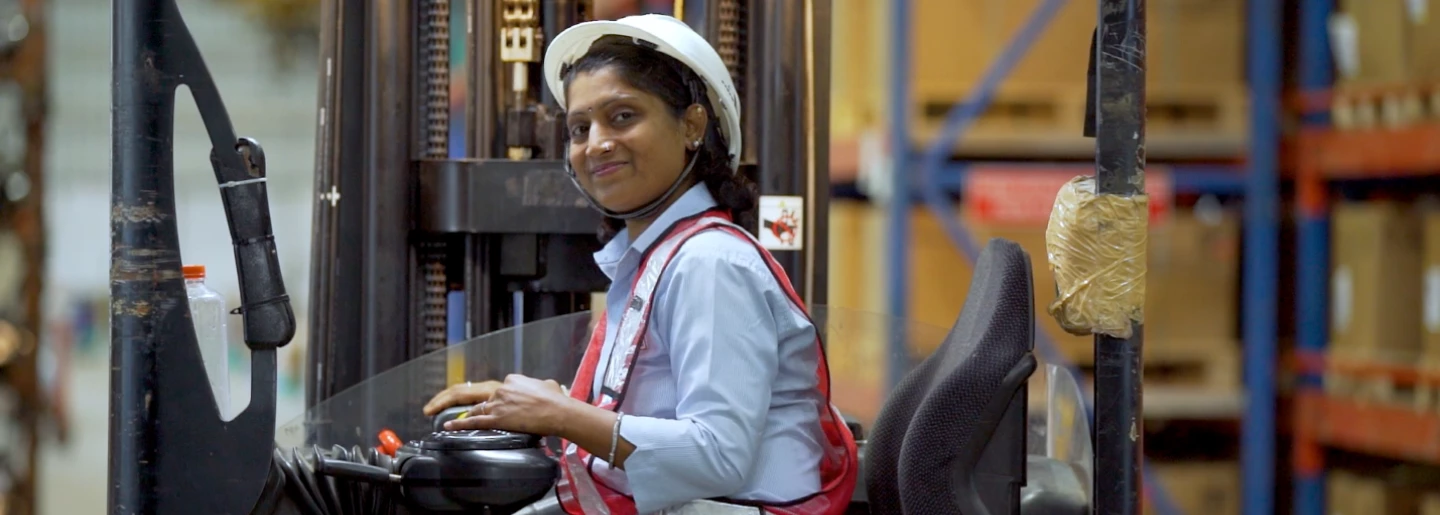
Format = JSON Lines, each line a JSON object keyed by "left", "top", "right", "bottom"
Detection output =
{"left": 110, "top": 1, "right": 173, "bottom": 509}
{"left": 1089, "top": 1, "right": 1147, "bottom": 514}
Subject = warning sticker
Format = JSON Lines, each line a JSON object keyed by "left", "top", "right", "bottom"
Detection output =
{"left": 758, "top": 195, "right": 804, "bottom": 251}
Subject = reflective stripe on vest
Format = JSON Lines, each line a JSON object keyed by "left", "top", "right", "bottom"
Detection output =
{"left": 555, "top": 210, "right": 859, "bottom": 515}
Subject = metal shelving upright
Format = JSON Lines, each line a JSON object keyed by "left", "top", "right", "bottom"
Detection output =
{"left": 883, "top": 1, "right": 1282, "bottom": 514}
{"left": 1290, "top": 0, "right": 1334, "bottom": 513}
{"left": 1244, "top": 1, "right": 1284, "bottom": 515}
{"left": 885, "top": 0, "right": 913, "bottom": 390}
{"left": 1288, "top": 0, "right": 1440, "bottom": 512}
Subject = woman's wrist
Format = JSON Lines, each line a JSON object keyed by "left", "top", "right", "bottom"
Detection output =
{"left": 554, "top": 397, "right": 612, "bottom": 440}
{"left": 552, "top": 396, "right": 595, "bottom": 439}
{"left": 553, "top": 398, "right": 634, "bottom": 467}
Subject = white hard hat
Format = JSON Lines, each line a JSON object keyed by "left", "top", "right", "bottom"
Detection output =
{"left": 543, "top": 14, "right": 743, "bottom": 172}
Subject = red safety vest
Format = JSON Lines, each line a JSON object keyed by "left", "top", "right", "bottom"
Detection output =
{"left": 555, "top": 209, "right": 859, "bottom": 515}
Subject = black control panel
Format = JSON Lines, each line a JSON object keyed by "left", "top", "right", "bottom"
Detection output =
{"left": 395, "top": 428, "right": 558, "bottom": 512}
{"left": 278, "top": 408, "right": 560, "bottom": 514}
{"left": 419, "top": 429, "right": 544, "bottom": 452}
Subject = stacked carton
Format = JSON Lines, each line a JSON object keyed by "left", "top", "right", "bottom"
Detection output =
{"left": 1333, "top": 0, "right": 1440, "bottom": 87}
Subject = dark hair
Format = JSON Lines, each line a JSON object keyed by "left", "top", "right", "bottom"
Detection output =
{"left": 561, "top": 36, "right": 758, "bottom": 243}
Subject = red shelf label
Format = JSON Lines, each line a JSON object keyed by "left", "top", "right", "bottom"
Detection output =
{"left": 964, "top": 166, "right": 1174, "bottom": 226}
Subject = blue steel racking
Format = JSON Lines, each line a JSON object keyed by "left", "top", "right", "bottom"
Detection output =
{"left": 1291, "top": 0, "right": 1333, "bottom": 513}
{"left": 881, "top": 1, "right": 1283, "bottom": 515}
{"left": 1288, "top": 0, "right": 1440, "bottom": 514}
{"left": 1245, "top": 1, "right": 1283, "bottom": 515}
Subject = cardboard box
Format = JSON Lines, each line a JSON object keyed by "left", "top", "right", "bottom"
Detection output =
{"left": 827, "top": 201, "right": 933, "bottom": 425}
{"left": 828, "top": 0, "right": 886, "bottom": 142}
{"left": 1143, "top": 461, "right": 1239, "bottom": 515}
{"left": 1347, "top": 476, "right": 1417, "bottom": 514}
{"left": 826, "top": 202, "right": 1075, "bottom": 354}
{"left": 913, "top": 0, "right": 1245, "bottom": 92}
{"left": 1329, "top": 467, "right": 1438, "bottom": 515}
{"left": 900, "top": 0, "right": 1248, "bottom": 156}
{"left": 1147, "top": 0, "right": 1247, "bottom": 86}
{"left": 970, "top": 209, "right": 1239, "bottom": 358}
{"left": 828, "top": 202, "right": 1239, "bottom": 360}
{"left": 1335, "top": 0, "right": 1413, "bottom": 86}
{"left": 1409, "top": 0, "right": 1440, "bottom": 80}
{"left": 1146, "top": 210, "right": 1240, "bottom": 348}
{"left": 1423, "top": 491, "right": 1440, "bottom": 515}
{"left": 1328, "top": 471, "right": 1352, "bottom": 515}
{"left": 1423, "top": 211, "right": 1440, "bottom": 367}
{"left": 1329, "top": 470, "right": 1372, "bottom": 515}
{"left": 1330, "top": 202, "right": 1424, "bottom": 363}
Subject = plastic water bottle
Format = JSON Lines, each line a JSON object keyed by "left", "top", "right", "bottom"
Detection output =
{"left": 185, "top": 264, "right": 230, "bottom": 418}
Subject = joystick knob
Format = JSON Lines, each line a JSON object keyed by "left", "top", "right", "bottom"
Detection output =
{"left": 376, "top": 429, "right": 403, "bottom": 456}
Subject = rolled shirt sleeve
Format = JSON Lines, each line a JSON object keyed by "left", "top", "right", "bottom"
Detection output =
{"left": 617, "top": 245, "right": 781, "bottom": 513}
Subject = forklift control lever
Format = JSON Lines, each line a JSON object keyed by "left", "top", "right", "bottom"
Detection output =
{"left": 269, "top": 407, "right": 558, "bottom": 514}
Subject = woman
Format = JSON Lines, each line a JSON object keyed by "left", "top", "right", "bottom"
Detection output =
{"left": 422, "top": 14, "right": 857, "bottom": 515}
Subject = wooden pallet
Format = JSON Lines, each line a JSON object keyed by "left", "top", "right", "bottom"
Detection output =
{"left": 1025, "top": 338, "right": 1244, "bottom": 420}
{"left": 1052, "top": 338, "right": 1242, "bottom": 393}
{"left": 1399, "top": 347, "right": 1440, "bottom": 412}
{"left": 1324, "top": 348, "right": 1440, "bottom": 411}
{"left": 912, "top": 81, "right": 1250, "bottom": 159}
{"left": 1332, "top": 83, "right": 1440, "bottom": 131}
{"left": 1323, "top": 349, "right": 1398, "bottom": 405}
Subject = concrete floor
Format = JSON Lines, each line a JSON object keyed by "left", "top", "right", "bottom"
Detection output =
{"left": 34, "top": 352, "right": 109, "bottom": 514}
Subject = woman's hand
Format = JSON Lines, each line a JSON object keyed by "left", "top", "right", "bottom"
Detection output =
{"left": 423, "top": 379, "right": 504, "bottom": 417}
{"left": 442, "top": 374, "right": 579, "bottom": 436}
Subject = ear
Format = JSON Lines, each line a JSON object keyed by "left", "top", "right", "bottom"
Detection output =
{"left": 681, "top": 104, "right": 708, "bottom": 147}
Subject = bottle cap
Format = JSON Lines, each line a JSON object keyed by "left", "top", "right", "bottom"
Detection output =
{"left": 182, "top": 265, "right": 205, "bottom": 279}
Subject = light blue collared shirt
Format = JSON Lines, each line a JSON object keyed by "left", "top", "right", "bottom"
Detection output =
{"left": 585, "top": 184, "right": 826, "bottom": 514}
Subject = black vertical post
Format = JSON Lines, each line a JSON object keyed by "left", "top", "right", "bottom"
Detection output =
{"left": 363, "top": 0, "right": 413, "bottom": 382}
{"left": 110, "top": 1, "right": 170, "bottom": 511}
{"left": 306, "top": 0, "right": 369, "bottom": 414}
{"left": 809, "top": 0, "right": 832, "bottom": 307}
{"left": 112, "top": 0, "right": 294, "bottom": 510}
{"left": 755, "top": 0, "right": 823, "bottom": 305}
{"left": 1092, "top": 1, "right": 1145, "bottom": 514}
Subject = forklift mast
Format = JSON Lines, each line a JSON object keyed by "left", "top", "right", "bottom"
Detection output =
{"left": 304, "top": 0, "right": 834, "bottom": 409}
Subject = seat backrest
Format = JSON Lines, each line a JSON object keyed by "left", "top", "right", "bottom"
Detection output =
{"left": 864, "top": 238, "right": 1038, "bottom": 514}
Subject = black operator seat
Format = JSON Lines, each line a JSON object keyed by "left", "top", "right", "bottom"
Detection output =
{"left": 860, "top": 238, "right": 1037, "bottom": 514}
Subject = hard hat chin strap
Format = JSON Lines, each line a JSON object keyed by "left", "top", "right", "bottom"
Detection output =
{"left": 565, "top": 150, "right": 701, "bottom": 221}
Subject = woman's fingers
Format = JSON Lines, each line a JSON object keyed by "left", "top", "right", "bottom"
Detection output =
{"left": 422, "top": 386, "right": 469, "bottom": 416}
{"left": 422, "top": 380, "right": 502, "bottom": 416}
{"left": 421, "top": 394, "right": 451, "bottom": 417}
{"left": 443, "top": 397, "right": 508, "bottom": 431}
{"left": 443, "top": 413, "right": 498, "bottom": 431}
{"left": 440, "top": 379, "right": 572, "bottom": 436}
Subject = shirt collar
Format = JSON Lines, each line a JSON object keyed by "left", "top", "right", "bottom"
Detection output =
{"left": 593, "top": 183, "right": 719, "bottom": 280}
